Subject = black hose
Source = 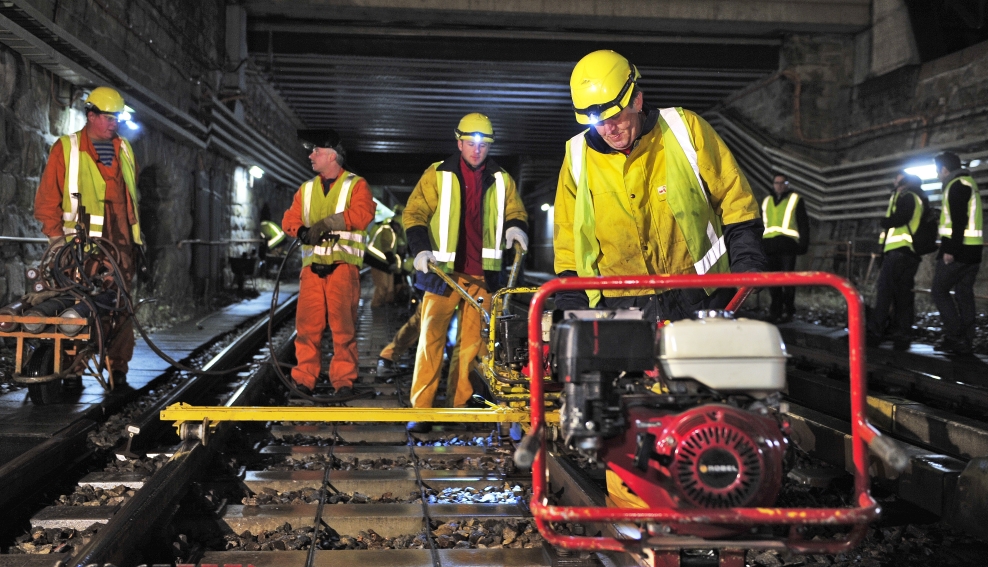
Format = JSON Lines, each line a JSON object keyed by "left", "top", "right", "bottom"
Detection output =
{"left": 264, "top": 239, "right": 374, "bottom": 404}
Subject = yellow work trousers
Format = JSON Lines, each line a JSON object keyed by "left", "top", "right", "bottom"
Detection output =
{"left": 371, "top": 268, "right": 395, "bottom": 308}
{"left": 410, "top": 272, "right": 489, "bottom": 408}
{"left": 379, "top": 302, "right": 422, "bottom": 361}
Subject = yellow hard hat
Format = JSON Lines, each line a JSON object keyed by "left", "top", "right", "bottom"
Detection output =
{"left": 454, "top": 113, "right": 495, "bottom": 143}
{"left": 570, "top": 50, "right": 640, "bottom": 125}
{"left": 85, "top": 87, "right": 126, "bottom": 113}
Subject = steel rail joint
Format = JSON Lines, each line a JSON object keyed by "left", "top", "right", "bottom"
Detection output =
{"left": 525, "top": 271, "right": 885, "bottom": 552}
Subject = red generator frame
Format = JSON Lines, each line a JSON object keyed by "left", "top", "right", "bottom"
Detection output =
{"left": 525, "top": 272, "right": 902, "bottom": 562}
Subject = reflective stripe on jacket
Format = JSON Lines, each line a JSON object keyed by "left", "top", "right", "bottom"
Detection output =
{"left": 560, "top": 107, "right": 742, "bottom": 306}
{"left": 366, "top": 223, "right": 395, "bottom": 264}
{"left": 430, "top": 168, "right": 507, "bottom": 272}
{"left": 58, "top": 133, "right": 141, "bottom": 243}
{"left": 879, "top": 191, "right": 923, "bottom": 253}
{"left": 939, "top": 176, "right": 983, "bottom": 245}
{"left": 300, "top": 173, "right": 367, "bottom": 267}
{"left": 762, "top": 193, "right": 801, "bottom": 241}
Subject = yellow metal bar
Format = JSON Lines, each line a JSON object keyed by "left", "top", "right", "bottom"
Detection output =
{"left": 161, "top": 403, "right": 558, "bottom": 424}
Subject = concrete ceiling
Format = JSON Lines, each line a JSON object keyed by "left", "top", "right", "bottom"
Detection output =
{"left": 243, "top": 0, "right": 871, "bottom": 188}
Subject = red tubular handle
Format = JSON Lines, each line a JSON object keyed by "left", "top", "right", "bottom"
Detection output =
{"left": 527, "top": 272, "right": 882, "bottom": 552}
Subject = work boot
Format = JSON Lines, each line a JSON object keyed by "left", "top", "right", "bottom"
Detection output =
{"left": 377, "top": 357, "right": 394, "bottom": 377}
{"left": 293, "top": 382, "right": 314, "bottom": 397}
{"left": 111, "top": 370, "right": 128, "bottom": 388}
{"left": 407, "top": 422, "right": 433, "bottom": 434}
{"left": 937, "top": 337, "right": 973, "bottom": 355}
{"left": 892, "top": 339, "right": 911, "bottom": 352}
{"left": 335, "top": 385, "right": 353, "bottom": 398}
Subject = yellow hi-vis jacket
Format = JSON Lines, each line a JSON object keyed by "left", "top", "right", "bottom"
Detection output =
{"left": 58, "top": 133, "right": 141, "bottom": 244}
{"left": 404, "top": 158, "right": 527, "bottom": 273}
{"left": 299, "top": 173, "right": 367, "bottom": 268}
{"left": 879, "top": 191, "right": 923, "bottom": 253}
{"left": 553, "top": 107, "right": 760, "bottom": 304}
{"left": 939, "top": 175, "right": 983, "bottom": 245}
{"left": 762, "top": 192, "right": 801, "bottom": 241}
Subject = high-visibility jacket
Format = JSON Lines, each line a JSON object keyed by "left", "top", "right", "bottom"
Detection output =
{"left": 404, "top": 156, "right": 527, "bottom": 274}
{"left": 58, "top": 133, "right": 141, "bottom": 244}
{"left": 879, "top": 191, "right": 923, "bottom": 253}
{"left": 366, "top": 222, "right": 395, "bottom": 265}
{"left": 762, "top": 193, "right": 801, "bottom": 241}
{"left": 299, "top": 173, "right": 367, "bottom": 267}
{"left": 554, "top": 107, "right": 759, "bottom": 305}
{"left": 939, "top": 176, "right": 983, "bottom": 245}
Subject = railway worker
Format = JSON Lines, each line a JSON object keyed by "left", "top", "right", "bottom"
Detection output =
{"left": 761, "top": 173, "right": 810, "bottom": 322}
{"left": 931, "top": 152, "right": 982, "bottom": 355}
{"left": 33, "top": 86, "right": 142, "bottom": 388}
{"left": 366, "top": 213, "right": 401, "bottom": 308}
{"left": 867, "top": 172, "right": 928, "bottom": 351}
{"left": 281, "top": 129, "right": 376, "bottom": 397}
{"left": 553, "top": 50, "right": 766, "bottom": 321}
{"left": 404, "top": 113, "right": 528, "bottom": 432}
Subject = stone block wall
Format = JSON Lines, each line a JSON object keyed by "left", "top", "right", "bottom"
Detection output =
{"left": 723, "top": 21, "right": 988, "bottom": 299}
{"left": 0, "top": 0, "right": 306, "bottom": 318}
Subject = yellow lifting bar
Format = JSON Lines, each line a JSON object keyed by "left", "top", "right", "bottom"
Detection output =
{"left": 161, "top": 402, "right": 559, "bottom": 425}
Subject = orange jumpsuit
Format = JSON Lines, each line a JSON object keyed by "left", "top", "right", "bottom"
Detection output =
{"left": 281, "top": 175, "right": 375, "bottom": 389}
{"left": 34, "top": 127, "right": 139, "bottom": 375}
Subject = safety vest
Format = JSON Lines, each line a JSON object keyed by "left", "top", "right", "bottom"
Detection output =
{"left": 366, "top": 222, "right": 395, "bottom": 264}
{"left": 879, "top": 191, "right": 923, "bottom": 253}
{"left": 939, "top": 176, "right": 983, "bottom": 245}
{"left": 58, "top": 133, "right": 141, "bottom": 244}
{"left": 428, "top": 167, "right": 507, "bottom": 273}
{"left": 569, "top": 107, "right": 728, "bottom": 306}
{"left": 762, "top": 193, "right": 801, "bottom": 241}
{"left": 299, "top": 173, "right": 366, "bottom": 267}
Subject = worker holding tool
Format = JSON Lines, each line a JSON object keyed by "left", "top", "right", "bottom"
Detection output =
{"left": 403, "top": 113, "right": 528, "bottom": 432}
{"left": 33, "top": 86, "right": 143, "bottom": 388}
{"left": 281, "top": 129, "right": 375, "bottom": 397}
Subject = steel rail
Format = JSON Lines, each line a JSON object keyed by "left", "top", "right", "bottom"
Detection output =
{"left": 66, "top": 309, "right": 297, "bottom": 566}
{"left": 118, "top": 294, "right": 297, "bottom": 457}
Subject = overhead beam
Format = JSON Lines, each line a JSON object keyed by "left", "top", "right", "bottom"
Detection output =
{"left": 249, "top": 31, "right": 780, "bottom": 68}
{"left": 243, "top": 0, "right": 871, "bottom": 35}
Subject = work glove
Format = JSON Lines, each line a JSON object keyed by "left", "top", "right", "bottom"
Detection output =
{"left": 23, "top": 289, "right": 61, "bottom": 307}
{"left": 386, "top": 252, "right": 401, "bottom": 274}
{"left": 414, "top": 250, "right": 436, "bottom": 273}
{"left": 47, "top": 235, "right": 66, "bottom": 250}
{"left": 504, "top": 227, "right": 529, "bottom": 253}
{"left": 306, "top": 213, "right": 346, "bottom": 245}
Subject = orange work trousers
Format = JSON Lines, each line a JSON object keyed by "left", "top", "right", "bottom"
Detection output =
{"left": 103, "top": 202, "right": 135, "bottom": 375}
{"left": 410, "top": 272, "right": 489, "bottom": 408}
{"left": 293, "top": 264, "right": 360, "bottom": 389}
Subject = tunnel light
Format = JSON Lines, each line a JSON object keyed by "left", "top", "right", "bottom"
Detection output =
{"left": 969, "top": 159, "right": 982, "bottom": 168}
{"left": 540, "top": 203, "right": 551, "bottom": 211}
{"left": 125, "top": 120, "right": 139, "bottom": 131}
{"left": 248, "top": 166, "right": 265, "bottom": 179}
{"left": 904, "top": 163, "right": 938, "bottom": 181}
{"left": 118, "top": 110, "right": 132, "bottom": 122}
{"left": 904, "top": 163, "right": 939, "bottom": 192}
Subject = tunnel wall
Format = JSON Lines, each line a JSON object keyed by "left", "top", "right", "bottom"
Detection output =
{"left": 0, "top": 0, "right": 303, "bottom": 321}
{"left": 723, "top": 22, "right": 988, "bottom": 300}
